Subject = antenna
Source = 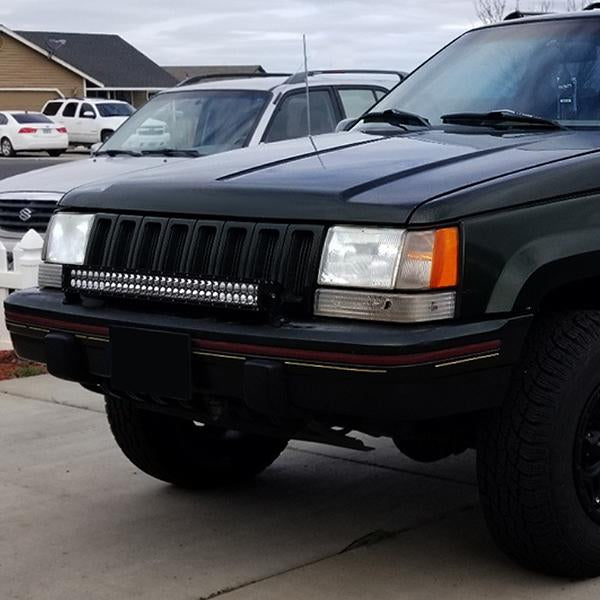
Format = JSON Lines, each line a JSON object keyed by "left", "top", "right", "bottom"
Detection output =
{"left": 303, "top": 34, "right": 312, "bottom": 138}
{"left": 46, "top": 38, "right": 66, "bottom": 59}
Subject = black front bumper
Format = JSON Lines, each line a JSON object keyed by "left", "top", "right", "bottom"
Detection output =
{"left": 5, "top": 289, "right": 531, "bottom": 423}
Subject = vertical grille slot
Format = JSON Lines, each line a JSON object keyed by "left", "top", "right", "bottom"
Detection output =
{"left": 187, "top": 221, "right": 221, "bottom": 274}
{"left": 216, "top": 223, "right": 253, "bottom": 277}
{"left": 107, "top": 218, "right": 141, "bottom": 268}
{"left": 280, "top": 226, "right": 324, "bottom": 297}
{"left": 79, "top": 212, "right": 323, "bottom": 316}
{"left": 159, "top": 220, "right": 193, "bottom": 272}
{"left": 246, "top": 225, "right": 286, "bottom": 280}
{"left": 132, "top": 219, "right": 165, "bottom": 270}
{"left": 86, "top": 216, "right": 114, "bottom": 266}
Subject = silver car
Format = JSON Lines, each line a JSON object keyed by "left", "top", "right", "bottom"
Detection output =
{"left": 0, "top": 70, "right": 403, "bottom": 251}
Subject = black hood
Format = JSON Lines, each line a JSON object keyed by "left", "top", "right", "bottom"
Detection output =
{"left": 60, "top": 129, "right": 600, "bottom": 225}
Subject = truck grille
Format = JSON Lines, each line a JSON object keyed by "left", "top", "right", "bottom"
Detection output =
{"left": 73, "top": 213, "right": 325, "bottom": 314}
{"left": 0, "top": 199, "right": 56, "bottom": 233}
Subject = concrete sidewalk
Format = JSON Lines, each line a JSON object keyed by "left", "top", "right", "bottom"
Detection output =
{"left": 1, "top": 374, "right": 599, "bottom": 599}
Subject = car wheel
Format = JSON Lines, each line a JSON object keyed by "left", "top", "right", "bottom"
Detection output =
{"left": 478, "top": 310, "right": 600, "bottom": 577}
{"left": 1, "top": 138, "right": 15, "bottom": 157}
{"left": 105, "top": 394, "right": 288, "bottom": 488}
{"left": 101, "top": 130, "right": 114, "bottom": 144}
{"left": 47, "top": 150, "right": 64, "bottom": 157}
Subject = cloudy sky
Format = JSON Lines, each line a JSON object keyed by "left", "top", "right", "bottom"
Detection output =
{"left": 0, "top": 0, "right": 587, "bottom": 71}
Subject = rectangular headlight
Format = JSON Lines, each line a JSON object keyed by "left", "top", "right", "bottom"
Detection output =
{"left": 44, "top": 213, "right": 95, "bottom": 265}
{"left": 318, "top": 226, "right": 406, "bottom": 289}
{"left": 318, "top": 225, "right": 459, "bottom": 291}
{"left": 315, "top": 225, "right": 459, "bottom": 323}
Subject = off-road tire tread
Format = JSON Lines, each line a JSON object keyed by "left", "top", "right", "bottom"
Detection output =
{"left": 106, "top": 395, "right": 287, "bottom": 488}
{"left": 478, "top": 310, "right": 600, "bottom": 577}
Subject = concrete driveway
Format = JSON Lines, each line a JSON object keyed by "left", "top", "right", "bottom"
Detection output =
{"left": 1, "top": 374, "right": 600, "bottom": 599}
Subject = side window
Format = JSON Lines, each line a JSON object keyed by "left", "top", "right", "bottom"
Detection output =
{"left": 0, "top": 113, "right": 7, "bottom": 125}
{"left": 374, "top": 89, "right": 387, "bottom": 100}
{"left": 80, "top": 103, "right": 96, "bottom": 119}
{"left": 62, "top": 102, "right": 79, "bottom": 118}
{"left": 338, "top": 88, "right": 379, "bottom": 118}
{"left": 43, "top": 101, "right": 63, "bottom": 116}
{"left": 264, "top": 90, "right": 338, "bottom": 143}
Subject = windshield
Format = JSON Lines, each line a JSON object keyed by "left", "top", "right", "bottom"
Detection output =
{"left": 367, "top": 18, "right": 600, "bottom": 128}
{"left": 102, "top": 89, "right": 270, "bottom": 155}
{"left": 11, "top": 113, "right": 53, "bottom": 124}
{"left": 96, "top": 103, "right": 134, "bottom": 117}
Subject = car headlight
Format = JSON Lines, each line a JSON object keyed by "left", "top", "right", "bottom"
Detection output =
{"left": 315, "top": 225, "right": 459, "bottom": 323}
{"left": 44, "top": 212, "right": 95, "bottom": 265}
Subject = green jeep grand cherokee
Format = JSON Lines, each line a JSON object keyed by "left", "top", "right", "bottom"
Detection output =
{"left": 8, "top": 9, "right": 600, "bottom": 577}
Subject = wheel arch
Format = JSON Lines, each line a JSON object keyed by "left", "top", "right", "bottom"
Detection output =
{"left": 485, "top": 222, "right": 600, "bottom": 313}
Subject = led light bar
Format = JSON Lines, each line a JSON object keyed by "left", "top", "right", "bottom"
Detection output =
{"left": 65, "top": 267, "right": 264, "bottom": 309}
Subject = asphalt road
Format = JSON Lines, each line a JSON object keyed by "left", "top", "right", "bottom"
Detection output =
{"left": 2, "top": 374, "right": 600, "bottom": 599}
{"left": 0, "top": 153, "right": 84, "bottom": 180}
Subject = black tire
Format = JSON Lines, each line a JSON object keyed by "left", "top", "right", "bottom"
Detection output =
{"left": 101, "top": 130, "right": 114, "bottom": 144}
{"left": 105, "top": 395, "right": 288, "bottom": 488}
{"left": 1, "top": 137, "right": 15, "bottom": 157}
{"left": 47, "top": 150, "right": 64, "bottom": 157}
{"left": 478, "top": 311, "right": 600, "bottom": 577}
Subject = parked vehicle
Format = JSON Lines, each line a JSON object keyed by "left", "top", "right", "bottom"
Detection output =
{"left": 0, "top": 71, "right": 402, "bottom": 252}
{"left": 13, "top": 8, "right": 600, "bottom": 577}
{"left": 0, "top": 111, "right": 68, "bottom": 158}
{"left": 41, "top": 98, "right": 134, "bottom": 146}
{"left": 105, "top": 70, "right": 403, "bottom": 154}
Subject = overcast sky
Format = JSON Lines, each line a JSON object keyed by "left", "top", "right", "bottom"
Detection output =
{"left": 0, "top": 0, "right": 586, "bottom": 71}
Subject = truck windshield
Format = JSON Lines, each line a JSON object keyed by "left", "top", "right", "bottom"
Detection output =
{"left": 101, "top": 90, "right": 270, "bottom": 155}
{"left": 367, "top": 17, "right": 600, "bottom": 129}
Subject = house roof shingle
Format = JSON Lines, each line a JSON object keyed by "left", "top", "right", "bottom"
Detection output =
{"left": 16, "top": 30, "right": 177, "bottom": 88}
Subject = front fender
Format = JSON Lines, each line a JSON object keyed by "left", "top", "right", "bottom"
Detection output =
{"left": 460, "top": 192, "right": 600, "bottom": 316}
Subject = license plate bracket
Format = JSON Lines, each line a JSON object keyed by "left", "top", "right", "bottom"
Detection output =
{"left": 110, "top": 327, "right": 191, "bottom": 401}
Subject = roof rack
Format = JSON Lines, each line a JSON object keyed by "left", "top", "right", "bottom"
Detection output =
{"left": 176, "top": 72, "right": 291, "bottom": 87}
{"left": 504, "top": 10, "right": 551, "bottom": 20}
{"left": 283, "top": 69, "right": 407, "bottom": 85}
{"left": 584, "top": 2, "right": 600, "bottom": 9}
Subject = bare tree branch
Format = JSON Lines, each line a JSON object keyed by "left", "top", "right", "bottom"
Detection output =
{"left": 475, "top": 0, "right": 588, "bottom": 23}
{"left": 565, "top": 0, "right": 587, "bottom": 10}
{"left": 474, "top": 0, "right": 508, "bottom": 23}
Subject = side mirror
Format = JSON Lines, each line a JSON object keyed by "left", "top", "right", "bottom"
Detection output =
{"left": 335, "top": 118, "right": 358, "bottom": 133}
{"left": 82, "top": 111, "right": 96, "bottom": 119}
{"left": 90, "top": 142, "right": 102, "bottom": 155}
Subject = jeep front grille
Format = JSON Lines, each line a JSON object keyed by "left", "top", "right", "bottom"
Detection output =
{"left": 73, "top": 213, "right": 325, "bottom": 314}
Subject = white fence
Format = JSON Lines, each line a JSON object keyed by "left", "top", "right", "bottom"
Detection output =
{"left": 0, "top": 229, "right": 44, "bottom": 350}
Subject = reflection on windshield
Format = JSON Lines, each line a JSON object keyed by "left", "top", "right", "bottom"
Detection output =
{"left": 101, "top": 90, "right": 269, "bottom": 155}
{"left": 367, "top": 18, "right": 600, "bottom": 128}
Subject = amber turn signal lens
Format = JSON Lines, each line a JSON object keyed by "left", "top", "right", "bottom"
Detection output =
{"left": 430, "top": 227, "right": 459, "bottom": 288}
